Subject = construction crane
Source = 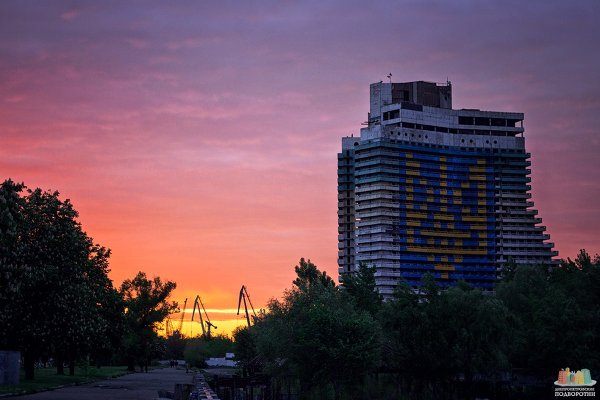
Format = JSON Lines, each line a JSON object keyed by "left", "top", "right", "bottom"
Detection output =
{"left": 174, "top": 298, "right": 187, "bottom": 336}
{"left": 237, "top": 285, "right": 257, "bottom": 327}
{"left": 165, "top": 316, "right": 174, "bottom": 337}
{"left": 191, "top": 294, "right": 217, "bottom": 338}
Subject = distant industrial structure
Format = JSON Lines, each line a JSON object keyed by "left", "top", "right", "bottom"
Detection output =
{"left": 338, "top": 80, "right": 557, "bottom": 297}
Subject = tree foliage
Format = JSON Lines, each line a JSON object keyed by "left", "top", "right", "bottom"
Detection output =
{"left": 164, "top": 330, "right": 186, "bottom": 361}
{"left": 239, "top": 259, "right": 380, "bottom": 399}
{"left": 378, "top": 277, "right": 511, "bottom": 399}
{"left": 341, "top": 262, "right": 382, "bottom": 316}
{"left": 119, "top": 271, "right": 177, "bottom": 371}
{"left": 0, "top": 180, "right": 123, "bottom": 379}
{"left": 234, "top": 254, "right": 600, "bottom": 399}
{"left": 0, "top": 179, "right": 176, "bottom": 379}
{"left": 497, "top": 250, "right": 600, "bottom": 375}
{"left": 183, "top": 334, "right": 234, "bottom": 368}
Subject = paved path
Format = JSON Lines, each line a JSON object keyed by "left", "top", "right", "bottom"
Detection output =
{"left": 16, "top": 367, "right": 193, "bottom": 400}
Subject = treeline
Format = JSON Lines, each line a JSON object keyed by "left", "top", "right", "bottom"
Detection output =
{"left": 180, "top": 334, "right": 235, "bottom": 368}
{"left": 234, "top": 255, "right": 600, "bottom": 400}
{"left": 0, "top": 180, "right": 177, "bottom": 379}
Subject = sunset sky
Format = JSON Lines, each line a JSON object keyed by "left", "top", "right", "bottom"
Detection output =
{"left": 1, "top": 1, "right": 599, "bottom": 335}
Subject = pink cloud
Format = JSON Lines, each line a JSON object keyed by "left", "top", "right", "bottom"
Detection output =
{"left": 61, "top": 9, "right": 78, "bottom": 21}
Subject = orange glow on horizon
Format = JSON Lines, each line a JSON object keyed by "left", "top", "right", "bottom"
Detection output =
{"left": 160, "top": 318, "right": 249, "bottom": 338}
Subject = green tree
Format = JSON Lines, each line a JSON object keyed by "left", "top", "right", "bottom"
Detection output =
{"left": 341, "top": 262, "right": 382, "bottom": 316}
{"left": 441, "top": 284, "right": 511, "bottom": 392}
{"left": 251, "top": 259, "right": 380, "bottom": 399}
{"left": 183, "top": 334, "right": 234, "bottom": 368}
{"left": 164, "top": 330, "right": 186, "bottom": 361}
{"left": 0, "top": 181, "right": 120, "bottom": 379}
{"left": 0, "top": 180, "right": 27, "bottom": 355}
{"left": 85, "top": 245, "right": 125, "bottom": 368}
{"left": 292, "top": 257, "right": 336, "bottom": 292}
{"left": 497, "top": 253, "right": 600, "bottom": 376}
{"left": 381, "top": 277, "right": 511, "bottom": 399}
{"left": 120, "top": 271, "right": 177, "bottom": 371}
{"left": 379, "top": 279, "right": 452, "bottom": 397}
{"left": 233, "top": 326, "right": 260, "bottom": 376}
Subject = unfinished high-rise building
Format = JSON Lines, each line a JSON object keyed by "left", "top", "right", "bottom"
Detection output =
{"left": 338, "top": 80, "right": 557, "bottom": 297}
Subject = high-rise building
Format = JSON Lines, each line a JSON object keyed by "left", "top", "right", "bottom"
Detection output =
{"left": 338, "top": 80, "right": 557, "bottom": 297}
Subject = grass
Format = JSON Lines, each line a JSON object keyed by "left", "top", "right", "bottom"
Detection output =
{"left": 0, "top": 365, "right": 130, "bottom": 396}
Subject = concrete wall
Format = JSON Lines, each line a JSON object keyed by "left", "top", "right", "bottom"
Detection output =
{"left": 206, "top": 357, "right": 237, "bottom": 367}
{"left": 0, "top": 351, "right": 20, "bottom": 385}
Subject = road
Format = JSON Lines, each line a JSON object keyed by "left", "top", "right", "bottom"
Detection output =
{"left": 15, "top": 367, "right": 193, "bottom": 400}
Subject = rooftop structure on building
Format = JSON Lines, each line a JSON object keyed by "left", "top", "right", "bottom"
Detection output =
{"left": 338, "top": 80, "right": 557, "bottom": 297}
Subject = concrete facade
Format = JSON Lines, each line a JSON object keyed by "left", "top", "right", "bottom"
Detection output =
{"left": 0, "top": 350, "right": 20, "bottom": 385}
{"left": 338, "top": 81, "right": 557, "bottom": 297}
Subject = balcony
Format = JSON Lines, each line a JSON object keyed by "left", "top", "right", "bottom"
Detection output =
{"left": 496, "top": 249, "right": 557, "bottom": 257}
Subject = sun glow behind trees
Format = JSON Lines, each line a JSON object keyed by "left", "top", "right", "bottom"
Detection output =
{"left": 0, "top": 180, "right": 178, "bottom": 379}
{"left": 160, "top": 306, "right": 261, "bottom": 338}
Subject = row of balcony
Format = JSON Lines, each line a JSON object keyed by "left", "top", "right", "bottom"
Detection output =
{"left": 355, "top": 156, "right": 531, "bottom": 172}
{"left": 496, "top": 249, "right": 559, "bottom": 257}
